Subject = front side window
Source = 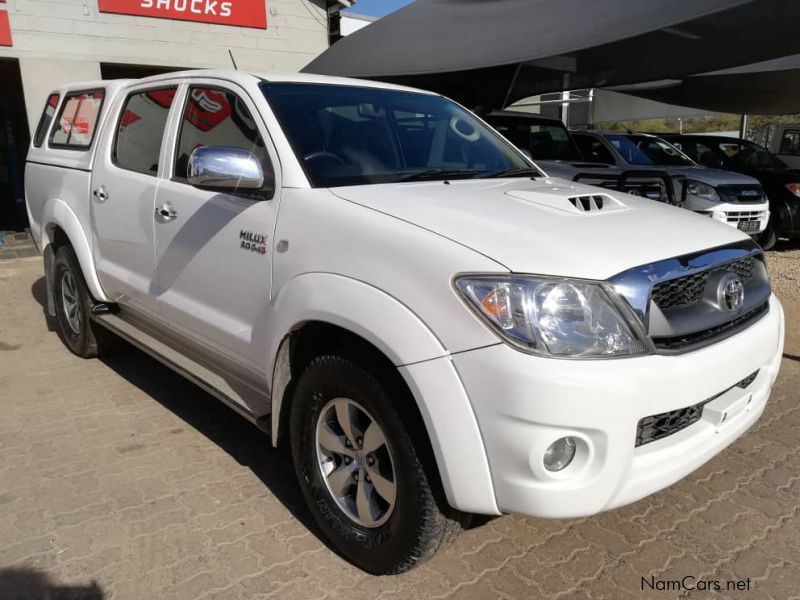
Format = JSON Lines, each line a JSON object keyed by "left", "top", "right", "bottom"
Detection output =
{"left": 174, "top": 86, "right": 272, "bottom": 182}
{"left": 114, "top": 87, "right": 177, "bottom": 176}
{"left": 261, "top": 83, "right": 533, "bottom": 187}
{"left": 490, "top": 116, "right": 582, "bottom": 161}
{"left": 33, "top": 93, "right": 60, "bottom": 148}
{"left": 605, "top": 134, "right": 694, "bottom": 167}
{"left": 50, "top": 90, "right": 105, "bottom": 149}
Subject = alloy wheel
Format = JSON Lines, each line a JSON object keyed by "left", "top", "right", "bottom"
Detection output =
{"left": 315, "top": 397, "right": 397, "bottom": 528}
{"left": 60, "top": 270, "right": 81, "bottom": 335}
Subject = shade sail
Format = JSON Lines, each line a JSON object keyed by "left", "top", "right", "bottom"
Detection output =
{"left": 615, "top": 55, "right": 800, "bottom": 115}
{"left": 305, "top": 0, "right": 800, "bottom": 110}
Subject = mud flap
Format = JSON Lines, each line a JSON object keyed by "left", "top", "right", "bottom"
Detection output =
{"left": 43, "top": 245, "right": 56, "bottom": 317}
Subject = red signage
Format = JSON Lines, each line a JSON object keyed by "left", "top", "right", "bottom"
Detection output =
{"left": 0, "top": 10, "right": 12, "bottom": 47}
{"left": 98, "top": 0, "right": 267, "bottom": 29}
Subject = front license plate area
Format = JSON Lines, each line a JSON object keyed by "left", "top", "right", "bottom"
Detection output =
{"left": 738, "top": 221, "right": 760, "bottom": 232}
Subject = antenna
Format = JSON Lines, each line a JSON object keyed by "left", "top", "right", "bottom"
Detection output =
{"left": 228, "top": 49, "right": 239, "bottom": 70}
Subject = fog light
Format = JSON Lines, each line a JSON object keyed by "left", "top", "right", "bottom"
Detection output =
{"left": 543, "top": 437, "right": 577, "bottom": 472}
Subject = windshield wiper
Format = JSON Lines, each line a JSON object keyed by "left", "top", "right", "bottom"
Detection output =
{"left": 481, "top": 167, "right": 541, "bottom": 179}
{"left": 396, "top": 169, "right": 482, "bottom": 182}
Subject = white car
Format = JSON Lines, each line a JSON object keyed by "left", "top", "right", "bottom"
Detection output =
{"left": 25, "top": 70, "right": 784, "bottom": 575}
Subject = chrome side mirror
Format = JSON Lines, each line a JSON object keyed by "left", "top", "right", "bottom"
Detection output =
{"left": 188, "top": 146, "right": 265, "bottom": 192}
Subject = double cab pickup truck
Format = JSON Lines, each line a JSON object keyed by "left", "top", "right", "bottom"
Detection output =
{"left": 25, "top": 70, "right": 785, "bottom": 574}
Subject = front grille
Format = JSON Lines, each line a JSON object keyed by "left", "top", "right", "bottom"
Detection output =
{"left": 717, "top": 185, "right": 764, "bottom": 204}
{"left": 653, "top": 301, "right": 768, "bottom": 351}
{"left": 726, "top": 211, "right": 767, "bottom": 223}
{"left": 635, "top": 370, "right": 760, "bottom": 447}
{"left": 651, "top": 256, "right": 757, "bottom": 310}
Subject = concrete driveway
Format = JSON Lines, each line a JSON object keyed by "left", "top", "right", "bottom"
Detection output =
{"left": 1, "top": 251, "right": 799, "bottom": 600}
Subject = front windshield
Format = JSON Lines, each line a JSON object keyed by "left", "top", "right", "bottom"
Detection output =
{"left": 717, "top": 139, "right": 788, "bottom": 170}
{"left": 261, "top": 83, "right": 535, "bottom": 187}
{"left": 488, "top": 116, "right": 582, "bottom": 161}
{"left": 606, "top": 134, "right": 695, "bottom": 167}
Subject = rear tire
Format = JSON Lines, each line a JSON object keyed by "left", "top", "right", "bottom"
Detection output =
{"left": 290, "top": 354, "right": 466, "bottom": 574}
{"left": 53, "top": 245, "right": 108, "bottom": 358}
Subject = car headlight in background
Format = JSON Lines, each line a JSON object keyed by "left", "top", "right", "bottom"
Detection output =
{"left": 785, "top": 183, "right": 800, "bottom": 198}
{"left": 686, "top": 179, "right": 720, "bottom": 201}
{"left": 455, "top": 276, "right": 651, "bottom": 358}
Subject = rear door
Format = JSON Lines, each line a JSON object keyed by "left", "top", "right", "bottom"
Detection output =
{"left": 91, "top": 83, "right": 180, "bottom": 314}
{"left": 152, "top": 79, "right": 280, "bottom": 378}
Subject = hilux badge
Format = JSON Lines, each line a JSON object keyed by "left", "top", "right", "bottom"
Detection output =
{"left": 719, "top": 273, "right": 744, "bottom": 312}
{"left": 240, "top": 230, "right": 267, "bottom": 255}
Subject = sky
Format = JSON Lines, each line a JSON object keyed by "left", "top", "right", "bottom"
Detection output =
{"left": 345, "top": 0, "right": 413, "bottom": 18}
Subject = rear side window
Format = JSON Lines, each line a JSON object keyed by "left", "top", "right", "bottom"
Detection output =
{"left": 573, "top": 134, "right": 615, "bottom": 164}
{"left": 779, "top": 130, "right": 800, "bottom": 156}
{"left": 50, "top": 90, "right": 105, "bottom": 149}
{"left": 113, "top": 87, "right": 177, "bottom": 176}
{"left": 174, "top": 86, "right": 271, "bottom": 181}
{"left": 33, "top": 93, "right": 60, "bottom": 148}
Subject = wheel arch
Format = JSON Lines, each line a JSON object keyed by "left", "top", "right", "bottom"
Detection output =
{"left": 267, "top": 273, "right": 499, "bottom": 514}
{"left": 40, "top": 198, "right": 109, "bottom": 304}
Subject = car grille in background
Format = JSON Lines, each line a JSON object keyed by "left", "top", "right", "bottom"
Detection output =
{"left": 651, "top": 256, "right": 757, "bottom": 310}
{"left": 635, "top": 370, "right": 759, "bottom": 447}
{"left": 726, "top": 210, "right": 768, "bottom": 223}
{"left": 717, "top": 185, "right": 764, "bottom": 204}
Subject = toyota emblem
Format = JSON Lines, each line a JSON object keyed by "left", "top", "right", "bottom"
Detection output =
{"left": 719, "top": 273, "right": 745, "bottom": 312}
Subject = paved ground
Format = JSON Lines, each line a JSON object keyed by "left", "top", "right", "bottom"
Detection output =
{"left": 1, "top": 247, "right": 799, "bottom": 600}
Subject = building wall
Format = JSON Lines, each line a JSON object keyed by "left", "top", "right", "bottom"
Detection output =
{"left": 0, "top": 0, "right": 329, "bottom": 130}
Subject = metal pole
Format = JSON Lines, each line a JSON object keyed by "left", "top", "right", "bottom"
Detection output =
{"left": 739, "top": 114, "right": 748, "bottom": 140}
{"left": 561, "top": 73, "right": 571, "bottom": 125}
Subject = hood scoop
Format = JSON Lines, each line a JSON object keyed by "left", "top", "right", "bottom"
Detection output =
{"left": 506, "top": 189, "right": 629, "bottom": 216}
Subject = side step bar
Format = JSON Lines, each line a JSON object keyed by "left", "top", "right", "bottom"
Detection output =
{"left": 93, "top": 313, "right": 270, "bottom": 432}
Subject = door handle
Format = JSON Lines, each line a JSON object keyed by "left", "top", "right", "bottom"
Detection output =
{"left": 93, "top": 187, "right": 109, "bottom": 202}
{"left": 155, "top": 203, "right": 178, "bottom": 222}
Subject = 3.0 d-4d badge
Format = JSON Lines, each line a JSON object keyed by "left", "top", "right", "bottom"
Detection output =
{"left": 240, "top": 230, "right": 267, "bottom": 255}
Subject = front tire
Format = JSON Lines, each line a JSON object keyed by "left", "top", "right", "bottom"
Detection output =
{"left": 290, "top": 354, "right": 466, "bottom": 574}
{"left": 52, "top": 245, "right": 107, "bottom": 358}
{"left": 759, "top": 222, "right": 778, "bottom": 250}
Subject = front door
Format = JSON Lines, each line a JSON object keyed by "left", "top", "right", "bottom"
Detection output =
{"left": 91, "top": 84, "right": 179, "bottom": 315}
{"left": 152, "top": 81, "right": 279, "bottom": 381}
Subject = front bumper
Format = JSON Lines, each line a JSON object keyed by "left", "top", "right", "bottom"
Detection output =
{"left": 690, "top": 201, "right": 769, "bottom": 234}
{"left": 450, "top": 295, "right": 784, "bottom": 518}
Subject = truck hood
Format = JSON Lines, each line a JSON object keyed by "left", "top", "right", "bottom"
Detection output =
{"left": 629, "top": 165, "right": 762, "bottom": 187}
{"left": 329, "top": 177, "right": 747, "bottom": 280}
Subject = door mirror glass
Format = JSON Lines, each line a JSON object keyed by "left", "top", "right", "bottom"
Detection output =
{"left": 188, "top": 146, "right": 266, "bottom": 192}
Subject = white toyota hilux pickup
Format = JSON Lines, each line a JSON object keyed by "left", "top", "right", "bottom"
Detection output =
{"left": 25, "top": 70, "right": 784, "bottom": 574}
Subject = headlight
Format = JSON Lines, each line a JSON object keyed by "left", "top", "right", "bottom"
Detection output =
{"left": 686, "top": 180, "right": 719, "bottom": 201}
{"left": 455, "top": 276, "right": 651, "bottom": 358}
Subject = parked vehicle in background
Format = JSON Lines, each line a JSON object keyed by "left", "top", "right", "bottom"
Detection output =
{"left": 752, "top": 123, "right": 800, "bottom": 170}
{"left": 662, "top": 134, "right": 800, "bottom": 249}
{"left": 485, "top": 111, "right": 670, "bottom": 200}
{"left": 486, "top": 111, "right": 723, "bottom": 207}
{"left": 25, "top": 71, "right": 784, "bottom": 575}
{"left": 571, "top": 131, "right": 770, "bottom": 238}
